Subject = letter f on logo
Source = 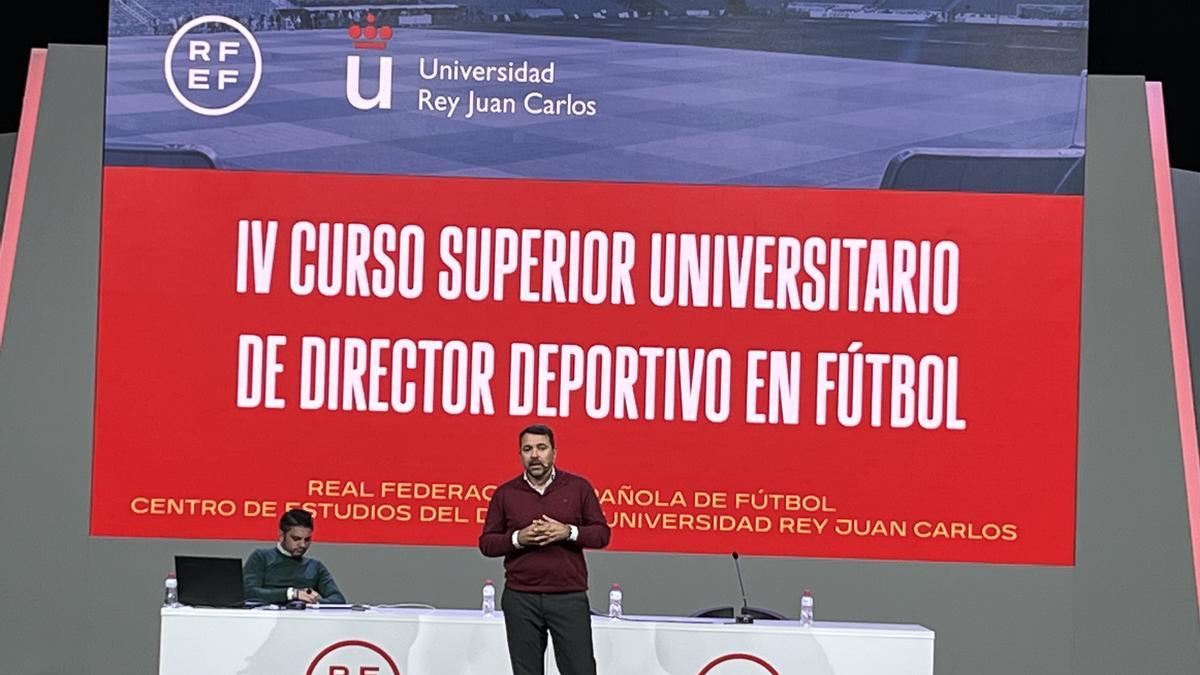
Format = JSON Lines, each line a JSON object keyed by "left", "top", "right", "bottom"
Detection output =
{"left": 346, "top": 55, "right": 393, "bottom": 110}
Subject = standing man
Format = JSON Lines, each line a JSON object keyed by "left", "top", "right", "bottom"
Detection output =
{"left": 479, "top": 424, "right": 611, "bottom": 675}
{"left": 243, "top": 508, "right": 346, "bottom": 605}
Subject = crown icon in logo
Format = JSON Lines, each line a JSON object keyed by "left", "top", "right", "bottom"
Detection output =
{"left": 347, "top": 13, "right": 393, "bottom": 50}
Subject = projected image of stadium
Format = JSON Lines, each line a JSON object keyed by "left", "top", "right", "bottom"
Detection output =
{"left": 103, "top": 0, "right": 1087, "bottom": 192}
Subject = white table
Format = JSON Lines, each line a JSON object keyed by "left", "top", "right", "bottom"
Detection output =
{"left": 159, "top": 606, "right": 934, "bottom": 674}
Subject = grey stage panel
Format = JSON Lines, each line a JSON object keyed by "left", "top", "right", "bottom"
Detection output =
{"left": 1071, "top": 78, "right": 1200, "bottom": 673}
{"left": 1175, "top": 167, "right": 1200, "bottom": 435}
{"left": 0, "top": 45, "right": 105, "bottom": 674}
{"left": 0, "top": 132, "right": 14, "bottom": 239}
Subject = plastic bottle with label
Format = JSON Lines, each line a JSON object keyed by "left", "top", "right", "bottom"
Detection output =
{"left": 482, "top": 579, "right": 496, "bottom": 616}
{"left": 800, "top": 588, "right": 814, "bottom": 627}
{"left": 164, "top": 573, "right": 180, "bottom": 607}
{"left": 608, "top": 584, "right": 623, "bottom": 619}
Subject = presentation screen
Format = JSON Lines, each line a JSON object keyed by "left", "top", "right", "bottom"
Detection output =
{"left": 92, "top": 1, "right": 1089, "bottom": 564}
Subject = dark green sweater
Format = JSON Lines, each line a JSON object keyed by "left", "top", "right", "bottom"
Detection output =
{"left": 243, "top": 547, "right": 345, "bottom": 603}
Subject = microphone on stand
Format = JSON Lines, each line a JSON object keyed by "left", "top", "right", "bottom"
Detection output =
{"left": 731, "top": 551, "right": 754, "bottom": 624}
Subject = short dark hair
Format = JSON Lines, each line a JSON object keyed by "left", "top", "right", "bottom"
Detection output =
{"left": 280, "top": 509, "right": 314, "bottom": 531}
{"left": 518, "top": 423, "right": 555, "bottom": 448}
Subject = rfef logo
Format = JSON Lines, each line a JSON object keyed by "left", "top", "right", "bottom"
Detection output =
{"left": 306, "top": 640, "right": 400, "bottom": 675}
{"left": 345, "top": 13, "right": 394, "bottom": 110}
{"left": 164, "top": 15, "right": 262, "bottom": 116}
{"left": 698, "top": 653, "right": 780, "bottom": 674}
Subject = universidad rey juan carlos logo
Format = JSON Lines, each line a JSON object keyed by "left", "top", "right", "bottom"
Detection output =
{"left": 345, "top": 13, "right": 395, "bottom": 110}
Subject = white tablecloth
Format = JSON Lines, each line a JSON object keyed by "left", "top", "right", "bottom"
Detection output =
{"left": 159, "top": 606, "right": 934, "bottom": 674}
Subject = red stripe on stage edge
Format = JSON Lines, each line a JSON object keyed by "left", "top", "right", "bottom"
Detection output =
{"left": 0, "top": 48, "right": 47, "bottom": 351}
{"left": 1146, "top": 81, "right": 1200, "bottom": 620}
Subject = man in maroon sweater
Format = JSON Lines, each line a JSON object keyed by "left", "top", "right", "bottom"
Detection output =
{"left": 479, "top": 423, "right": 611, "bottom": 675}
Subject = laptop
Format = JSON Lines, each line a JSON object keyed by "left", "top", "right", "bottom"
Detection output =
{"left": 174, "top": 556, "right": 245, "bottom": 608}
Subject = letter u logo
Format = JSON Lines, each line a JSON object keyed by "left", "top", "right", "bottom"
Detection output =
{"left": 346, "top": 55, "right": 393, "bottom": 110}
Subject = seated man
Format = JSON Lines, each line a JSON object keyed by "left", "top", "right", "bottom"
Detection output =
{"left": 243, "top": 509, "right": 345, "bottom": 604}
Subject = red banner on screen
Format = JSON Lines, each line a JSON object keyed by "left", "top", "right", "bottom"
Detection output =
{"left": 91, "top": 168, "right": 1081, "bottom": 565}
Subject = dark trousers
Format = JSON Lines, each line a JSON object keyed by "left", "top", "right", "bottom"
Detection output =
{"left": 501, "top": 588, "right": 596, "bottom": 675}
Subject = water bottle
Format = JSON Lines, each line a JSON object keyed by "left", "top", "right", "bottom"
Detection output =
{"left": 164, "top": 572, "right": 180, "bottom": 607}
{"left": 799, "top": 588, "right": 814, "bottom": 627}
{"left": 482, "top": 579, "right": 496, "bottom": 616}
{"left": 608, "top": 583, "right": 623, "bottom": 619}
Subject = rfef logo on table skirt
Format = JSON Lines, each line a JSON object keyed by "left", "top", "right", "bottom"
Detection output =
{"left": 306, "top": 640, "right": 400, "bottom": 675}
{"left": 699, "top": 653, "right": 780, "bottom": 674}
